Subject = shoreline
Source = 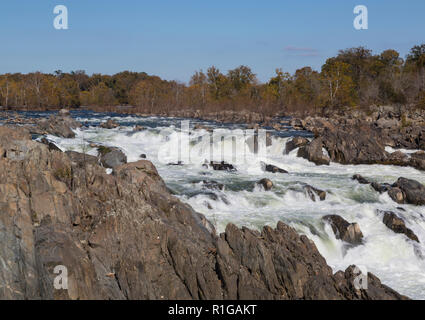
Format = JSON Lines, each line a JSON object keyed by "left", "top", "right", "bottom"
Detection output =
{"left": 2, "top": 105, "right": 424, "bottom": 170}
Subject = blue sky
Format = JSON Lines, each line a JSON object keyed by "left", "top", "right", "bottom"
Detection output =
{"left": 0, "top": 0, "right": 424, "bottom": 82}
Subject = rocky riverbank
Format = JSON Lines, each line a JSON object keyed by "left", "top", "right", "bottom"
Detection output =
{"left": 0, "top": 118, "right": 409, "bottom": 300}
{"left": 287, "top": 105, "right": 425, "bottom": 171}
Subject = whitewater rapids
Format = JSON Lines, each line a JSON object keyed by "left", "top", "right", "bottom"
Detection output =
{"left": 45, "top": 111, "right": 425, "bottom": 299}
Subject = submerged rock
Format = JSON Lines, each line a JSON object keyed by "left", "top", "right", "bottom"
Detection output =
{"left": 191, "top": 180, "right": 225, "bottom": 191}
{"left": 379, "top": 210, "right": 419, "bottom": 243}
{"left": 167, "top": 161, "right": 184, "bottom": 166}
{"left": 264, "top": 163, "right": 288, "bottom": 173}
{"left": 100, "top": 119, "right": 119, "bottom": 129}
{"left": 133, "top": 125, "right": 145, "bottom": 132}
{"left": 58, "top": 108, "right": 70, "bottom": 116}
{"left": 371, "top": 182, "right": 392, "bottom": 193}
{"left": 208, "top": 161, "right": 236, "bottom": 171}
{"left": 322, "top": 215, "right": 364, "bottom": 245}
{"left": 368, "top": 177, "right": 425, "bottom": 206}
{"left": 352, "top": 174, "right": 370, "bottom": 184}
{"left": 257, "top": 178, "right": 273, "bottom": 191}
{"left": 303, "top": 185, "right": 326, "bottom": 201}
{"left": 201, "top": 180, "right": 225, "bottom": 191}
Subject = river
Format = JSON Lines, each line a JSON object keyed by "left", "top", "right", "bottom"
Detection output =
{"left": 26, "top": 110, "right": 425, "bottom": 299}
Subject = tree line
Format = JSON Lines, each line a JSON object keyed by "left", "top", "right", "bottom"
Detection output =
{"left": 1, "top": 44, "right": 424, "bottom": 116}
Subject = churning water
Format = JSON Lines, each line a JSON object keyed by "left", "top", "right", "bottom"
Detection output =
{"left": 38, "top": 110, "right": 425, "bottom": 299}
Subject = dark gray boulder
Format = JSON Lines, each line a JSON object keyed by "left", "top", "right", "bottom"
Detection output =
{"left": 264, "top": 163, "right": 288, "bottom": 173}
{"left": 36, "top": 115, "right": 82, "bottom": 138}
{"left": 285, "top": 136, "right": 309, "bottom": 154}
{"left": 97, "top": 146, "right": 127, "bottom": 168}
{"left": 321, "top": 125, "right": 388, "bottom": 165}
{"left": 379, "top": 210, "right": 419, "bottom": 243}
{"left": 352, "top": 174, "right": 370, "bottom": 184}
{"left": 392, "top": 177, "right": 425, "bottom": 206}
{"left": 208, "top": 161, "right": 236, "bottom": 171}
{"left": 371, "top": 182, "right": 392, "bottom": 193}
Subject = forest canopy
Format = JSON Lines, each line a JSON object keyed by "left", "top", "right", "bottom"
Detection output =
{"left": 1, "top": 44, "right": 424, "bottom": 116}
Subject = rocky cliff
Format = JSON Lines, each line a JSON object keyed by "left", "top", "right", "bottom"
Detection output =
{"left": 0, "top": 125, "right": 407, "bottom": 300}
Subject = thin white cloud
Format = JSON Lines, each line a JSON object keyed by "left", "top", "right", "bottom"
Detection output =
{"left": 284, "top": 46, "right": 319, "bottom": 57}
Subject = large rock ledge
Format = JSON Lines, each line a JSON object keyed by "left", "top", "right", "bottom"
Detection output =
{"left": 288, "top": 107, "right": 425, "bottom": 171}
{"left": 0, "top": 125, "right": 407, "bottom": 300}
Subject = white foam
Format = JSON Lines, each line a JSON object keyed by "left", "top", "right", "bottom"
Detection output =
{"left": 50, "top": 118, "right": 425, "bottom": 299}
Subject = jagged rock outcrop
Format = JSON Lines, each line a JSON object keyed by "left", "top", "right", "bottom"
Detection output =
{"left": 303, "top": 185, "right": 326, "bottom": 201}
{"left": 40, "top": 138, "right": 62, "bottom": 152}
{"left": 297, "top": 138, "right": 330, "bottom": 165}
{"left": 321, "top": 125, "right": 388, "bottom": 165}
{"left": 379, "top": 210, "right": 419, "bottom": 243}
{"left": 322, "top": 215, "right": 364, "bottom": 245}
{"left": 289, "top": 107, "right": 425, "bottom": 170}
{"left": 353, "top": 175, "right": 425, "bottom": 206}
{"left": 66, "top": 150, "right": 99, "bottom": 167}
{"left": 0, "top": 125, "right": 407, "bottom": 300}
{"left": 35, "top": 114, "right": 82, "bottom": 138}
{"left": 285, "top": 136, "right": 309, "bottom": 154}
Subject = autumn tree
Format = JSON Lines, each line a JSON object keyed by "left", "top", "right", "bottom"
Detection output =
{"left": 189, "top": 70, "right": 208, "bottom": 108}
{"left": 321, "top": 59, "right": 355, "bottom": 107}
{"left": 406, "top": 44, "right": 425, "bottom": 106}
{"left": 227, "top": 65, "right": 256, "bottom": 93}
{"left": 2, "top": 44, "right": 425, "bottom": 113}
